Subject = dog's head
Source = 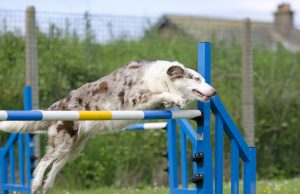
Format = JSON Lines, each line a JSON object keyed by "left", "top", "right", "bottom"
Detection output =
{"left": 167, "top": 63, "right": 216, "bottom": 102}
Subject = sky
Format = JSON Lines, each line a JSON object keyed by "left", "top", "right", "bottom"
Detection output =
{"left": 1, "top": 0, "right": 300, "bottom": 28}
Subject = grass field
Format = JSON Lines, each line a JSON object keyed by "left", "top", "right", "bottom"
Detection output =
{"left": 52, "top": 178, "right": 300, "bottom": 194}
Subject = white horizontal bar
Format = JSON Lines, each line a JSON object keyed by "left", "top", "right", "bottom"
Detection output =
{"left": 111, "top": 111, "right": 144, "bottom": 120}
{"left": 172, "top": 110, "right": 201, "bottom": 119}
{"left": 0, "top": 111, "right": 7, "bottom": 120}
{"left": 41, "top": 111, "right": 80, "bottom": 121}
{"left": 144, "top": 122, "right": 167, "bottom": 129}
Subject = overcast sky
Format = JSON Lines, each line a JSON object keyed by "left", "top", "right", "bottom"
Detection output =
{"left": 1, "top": 0, "right": 300, "bottom": 28}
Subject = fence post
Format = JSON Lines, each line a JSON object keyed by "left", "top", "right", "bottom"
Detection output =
{"left": 242, "top": 18, "right": 255, "bottom": 147}
{"left": 25, "top": 6, "right": 40, "bottom": 162}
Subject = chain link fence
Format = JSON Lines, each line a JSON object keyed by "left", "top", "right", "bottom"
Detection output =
{"left": 0, "top": 9, "right": 156, "bottom": 42}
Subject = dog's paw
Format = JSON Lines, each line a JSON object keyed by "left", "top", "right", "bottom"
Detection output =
{"left": 174, "top": 96, "right": 186, "bottom": 108}
{"left": 31, "top": 180, "right": 42, "bottom": 194}
{"left": 42, "top": 176, "right": 55, "bottom": 194}
{"left": 42, "top": 185, "right": 51, "bottom": 194}
{"left": 163, "top": 101, "right": 176, "bottom": 108}
{"left": 162, "top": 93, "right": 186, "bottom": 109}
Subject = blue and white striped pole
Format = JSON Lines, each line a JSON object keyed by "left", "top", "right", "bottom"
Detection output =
{"left": 124, "top": 122, "right": 167, "bottom": 131}
{"left": 0, "top": 110, "right": 201, "bottom": 121}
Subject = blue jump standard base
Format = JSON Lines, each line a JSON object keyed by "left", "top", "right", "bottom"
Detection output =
{"left": 0, "top": 86, "right": 34, "bottom": 194}
{"left": 0, "top": 42, "right": 256, "bottom": 194}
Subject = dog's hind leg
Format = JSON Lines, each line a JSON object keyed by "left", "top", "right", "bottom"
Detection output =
{"left": 31, "top": 124, "right": 78, "bottom": 193}
{"left": 42, "top": 134, "right": 92, "bottom": 194}
{"left": 41, "top": 155, "right": 70, "bottom": 194}
{"left": 31, "top": 149, "right": 59, "bottom": 193}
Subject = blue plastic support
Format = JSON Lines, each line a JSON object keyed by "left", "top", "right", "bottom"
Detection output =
{"left": 196, "top": 42, "right": 213, "bottom": 194}
{"left": 0, "top": 148, "right": 2, "bottom": 191}
{"left": 0, "top": 134, "right": 18, "bottom": 161}
{"left": 18, "top": 135, "right": 25, "bottom": 185}
{"left": 192, "top": 146, "right": 197, "bottom": 184}
{"left": 9, "top": 146, "right": 15, "bottom": 184}
{"left": 211, "top": 96, "right": 251, "bottom": 162}
{"left": 0, "top": 134, "right": 17, "bottom": 194}
{"left": 3, "top": 185, "right": 31, "bottom": 193}
{"left": 25, "top": 134, "right": 33, "bottom": 187}
{"left": 0, "top": 151, "right": 8, "bottom": 194}
{"left": 244, "top": 147, "right": 256, "bottom": 194}
{"left": 250, "top": 148, "right": 256, "bottom": 194}
{"left": 167, "top": 119, "right": 179, "bottom": 191}
{"left": 23, "top": 86, "right": 34, "bottom": 190}
{"left": 23, "top": 86, "right": 32, "bottom": 111}
{"left": 243, "top": 149, "right": 251, "bottom": 194}
{"left": 179, "top": 130, "right": 188, "bottom": 188}
{"left": 215, "top": 112, "right": 223, "bottom": 194}
{"left": 0, "top": 86, "right": 34, "bottom": 194}
{"left": 231, "top": 139, "right": 239, "bottom": 194}
{"left": 177, "top": 119, "right": 197, "bottom": 147}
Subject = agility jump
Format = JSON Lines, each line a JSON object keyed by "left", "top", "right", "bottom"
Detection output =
{"left": 0, "top": 42, "right": 256, "bottom": 194}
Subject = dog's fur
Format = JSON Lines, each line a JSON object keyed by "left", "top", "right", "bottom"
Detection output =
{"left": 0, "top": 60, "right": 216, "bottom": 193}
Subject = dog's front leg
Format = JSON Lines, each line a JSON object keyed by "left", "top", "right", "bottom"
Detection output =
{"left": 141, "top": 92, "right": 186, "bottom": 109}
{"left": 161, "top": 92, "right": 186, "bottom": 108}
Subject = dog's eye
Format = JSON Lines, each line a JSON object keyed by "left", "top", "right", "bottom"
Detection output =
{"left": 195, "top": 77, "right": 200, "bottom": 81}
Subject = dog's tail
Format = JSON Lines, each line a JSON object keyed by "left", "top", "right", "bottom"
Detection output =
{"left": 0, "top": 121, "right": 50, "bottom": 134}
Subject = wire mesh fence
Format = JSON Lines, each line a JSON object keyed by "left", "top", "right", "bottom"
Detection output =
{"left": 0, "top": 9, "right": 156, "bottom": 42}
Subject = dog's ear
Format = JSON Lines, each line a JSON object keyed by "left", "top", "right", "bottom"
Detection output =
{"left": 167, "top": 66, "right": 184, "bottom": 80}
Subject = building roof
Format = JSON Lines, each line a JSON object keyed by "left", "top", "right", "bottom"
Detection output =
{"left": 156, "top": 14, "right": 300, "bottom": 51}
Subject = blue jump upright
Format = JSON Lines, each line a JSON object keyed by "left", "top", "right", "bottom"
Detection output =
{"left": 0, "top": 42, "right": 256, "bottom": 194}
{"left": 0, "top": 86, "right": 35, "bottom": 194}
{"left": 166, "top": 42, "right": 256, "bottom": 194}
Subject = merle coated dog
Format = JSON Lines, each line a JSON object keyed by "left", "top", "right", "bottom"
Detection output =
{"left": 0, "top": 60, "right": 216, "bottom": 193}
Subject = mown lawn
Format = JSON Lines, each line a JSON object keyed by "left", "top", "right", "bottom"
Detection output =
{"left": 52, "top": 178, "right": 300, "bottom": 194}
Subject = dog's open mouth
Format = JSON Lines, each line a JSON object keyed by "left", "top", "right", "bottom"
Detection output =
{"left": 192, "top": 89, "right": 211, "bottom": 99}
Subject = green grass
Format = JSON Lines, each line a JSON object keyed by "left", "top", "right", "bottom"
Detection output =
{"left": 257, "top": 179, "right": 300, "bottom": 194}
{"left": 51, "top": 178, "right": 300, "bottom": 194}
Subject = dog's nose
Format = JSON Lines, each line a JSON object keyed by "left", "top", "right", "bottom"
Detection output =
{"left": 212, "top": 91, "right": 217, "bottom": 96}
